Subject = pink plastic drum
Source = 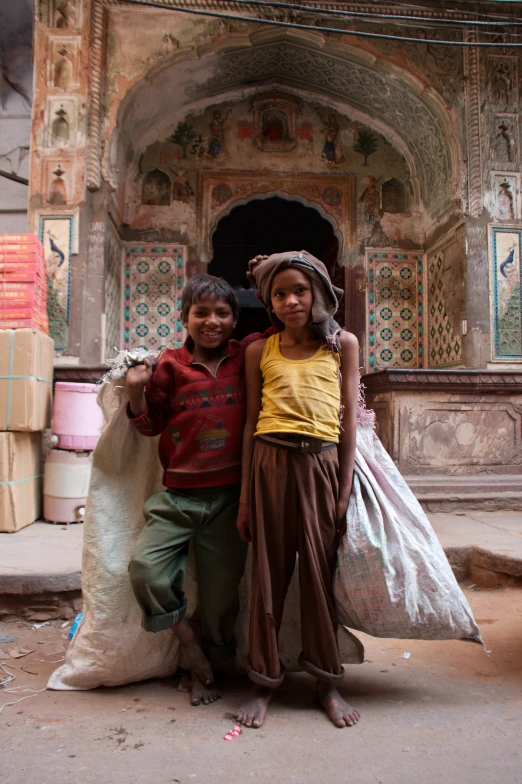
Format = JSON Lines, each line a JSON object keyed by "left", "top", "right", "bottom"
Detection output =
{"left": 52, "top": 382, "right": 103, "bottom": 451}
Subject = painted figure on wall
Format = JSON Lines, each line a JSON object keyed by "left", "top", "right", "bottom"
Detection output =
{"left": 172, "top": 169, "right": 194, "bottom": 202}
{"left": 51, "top": 107, "right": 69, "bottom": 148}
{"left": 316, "top": 109, "right": 345, "bottom": 166}
{"left": 491, "top": 60, "right": 512, "bottom": 104}
{"left": 49, "top": 165, "right": 67, "bottom": 205}
{"left": 142, "top": 169, "right": 171, "bottom": 205}
{"left": 207, "top": 109, "right": 230, "bottom": 159}
{"left": 496, "top": 242, "right": 521, "bottom": 356}
{"left": 495, "top": 121, "right": 512, "bottom": 162}
{"left": 207, "top": 109, "right": 231, "bottom": 160}
{"left": 498, "top": 180, "right": 515, "bottom": 220}
{"left": 360, "top": 176, "right": 381, "bottom": 222}
{"left": 53, "top": 47, "right": 73, "bottom": 89}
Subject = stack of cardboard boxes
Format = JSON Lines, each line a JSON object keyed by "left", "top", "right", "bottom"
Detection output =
{"left": 0, "top": 235, "right": 54, "bottom": 533}
{"left": 0, "top": 234, "right": 49, "bottom": 332}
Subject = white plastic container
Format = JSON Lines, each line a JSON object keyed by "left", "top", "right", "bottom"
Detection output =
{"left": 52, "top": 382, "right": 103, "bottom": 451}
{"left": 43, "top": 449, "right": 92, "bottom": 524}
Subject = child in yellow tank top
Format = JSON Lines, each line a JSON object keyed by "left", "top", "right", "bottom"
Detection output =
{"left": 234, "top": 251, "right": 361, "bottom": 731}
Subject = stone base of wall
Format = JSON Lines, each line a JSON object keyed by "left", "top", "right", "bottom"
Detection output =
{"left": 363, "top": 369, "right": 522, "bottom": 511}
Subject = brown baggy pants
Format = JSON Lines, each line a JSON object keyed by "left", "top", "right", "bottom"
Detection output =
{"left": 247, "top": 439, "right": 344, "bottom": 688}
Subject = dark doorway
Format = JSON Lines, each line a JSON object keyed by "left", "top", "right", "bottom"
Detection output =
{"left": 208, "top": 196, "right": 342, "bottom": 339}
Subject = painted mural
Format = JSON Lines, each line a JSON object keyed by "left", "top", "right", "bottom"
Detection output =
{"left": 127, "top": 93, "right": 410, "bottom": 260}
{"left": 38, "top": 213, "right": 75, "bottom": 351}
{"left": 491, "top": 226, "right": 522, "bottom": 360}
{"left": 366, "top": 251, "right": 424, "bottom": 372}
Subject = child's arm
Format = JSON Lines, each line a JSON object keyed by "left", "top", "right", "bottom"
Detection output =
{"left": 336, "top": 331, "right": 360, "bottom": 540}
{"left": 236, "top": 339, "right": 265, "bottom": 543}
{"left": 126, "top": 359, "right": 171, "bottom": 437}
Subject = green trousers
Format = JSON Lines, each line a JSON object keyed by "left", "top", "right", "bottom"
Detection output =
{"left": 129, "top": 485, "right": 247, "bottom": 664}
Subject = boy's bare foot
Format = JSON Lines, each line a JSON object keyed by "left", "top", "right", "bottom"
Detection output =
{"left": 172, "top": 618, "right": 213, "bottom": 686}
{"left": 234, "top": 686, "right": 273, "bottom": 728}
{"left": 316, "top": 680, "right": 360, "bottom": 728}
{"left": 191, "top": 672, "right": 221, "bottom": 706}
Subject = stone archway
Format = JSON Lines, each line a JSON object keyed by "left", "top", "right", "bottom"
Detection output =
{"left": 199, "top": 171, "right": 353, "bottom": 264}
{"left": 208, "top": 194, "right": 342, "bottom": 337}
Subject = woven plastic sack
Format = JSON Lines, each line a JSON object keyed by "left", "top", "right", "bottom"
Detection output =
{"left": 334, "top": 427, "right": 482, "bottom": 644}
{"left": 48, "top": 380, "right": 363, "bottom": 691}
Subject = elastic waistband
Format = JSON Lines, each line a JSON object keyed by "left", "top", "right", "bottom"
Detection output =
{"left": 257, "top": 434, "right": 337, "bottom": 454}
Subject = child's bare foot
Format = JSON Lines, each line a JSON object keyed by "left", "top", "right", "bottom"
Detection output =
{"left": 172, "top": 618, "right": 213, "bottom": 686}
{"left": 234, "top": 686, "right": 273, "bottom": 728}
{"left": 181, "top": 637, "right": 214, "bottom": 687}
{"left": 316, "top": 680, "right": 360, "bottom": 728}
{"left": 191, "top": 672, "right": 221, "bottom": 706}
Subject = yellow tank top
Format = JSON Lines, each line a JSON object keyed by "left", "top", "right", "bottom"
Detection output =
{"left": 255, "top": 333, "right": 341, "bottom": 443}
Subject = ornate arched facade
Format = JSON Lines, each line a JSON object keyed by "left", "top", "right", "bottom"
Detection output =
{"left": 30, "top": 0, "right": 522, "bottom": 505}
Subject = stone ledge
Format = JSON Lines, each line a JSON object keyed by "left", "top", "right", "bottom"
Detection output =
{"left": 363, "top": 368, "right": 522, "bottom": 394}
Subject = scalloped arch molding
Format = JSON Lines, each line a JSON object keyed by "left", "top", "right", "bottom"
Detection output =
{"left": 112, "top": 30, "right": 460, "bottom": 218}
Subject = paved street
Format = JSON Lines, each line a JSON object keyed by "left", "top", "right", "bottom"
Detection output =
{"left": 1, "top": 586, "right": 521, "bottom": 784}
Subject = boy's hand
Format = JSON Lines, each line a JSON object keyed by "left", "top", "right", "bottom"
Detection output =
{"left": 126, "top": 359, "right": 153, "bottom": 391}
{"left": 126, "top": 359, "right": 152, "bottom": 417}
{"left": 236, "top": 504, "right": 252, "bottom": 543}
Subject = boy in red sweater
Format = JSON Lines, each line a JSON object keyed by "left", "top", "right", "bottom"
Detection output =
{"left": 126, "top": 275, "right": 264, "bottom": 706}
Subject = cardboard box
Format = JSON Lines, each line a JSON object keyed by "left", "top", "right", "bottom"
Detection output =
{"left": 0, "top": 431, "right": 42, "bottom": 533}
{"left": 0, "top": 253, "right": 45, "bottom": 262}
{"left": 0, "top": 269, "right": 45, "bottom": 282}
{"left": 1, "top": 317, "right": 49, "bottom": 331}
{"left": 1, "top": 292, "right": 47, "bottom": 309}
{"left": 1, "top": 281, "right": 47, "bottom": 294}
{"left": 0, "top": 329, "right": 54, "bottom": 431}
{"left": 0, "top": 234, "right": 40, "bottom": 244}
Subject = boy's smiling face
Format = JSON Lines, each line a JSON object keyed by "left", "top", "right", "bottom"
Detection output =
{"left": 183, "top": 294, "right": 235, "bottom": 352}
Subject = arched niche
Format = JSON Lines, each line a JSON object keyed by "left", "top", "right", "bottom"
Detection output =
{"left": 381, "top": 178, "right": 411, "bottom": 214}
{"left": 141, "top": 169, "right": 171, "bottom": 206}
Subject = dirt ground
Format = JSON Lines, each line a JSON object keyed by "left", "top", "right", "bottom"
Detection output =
{"left": 1, "top": 586, "right": 521, "bottom": 784}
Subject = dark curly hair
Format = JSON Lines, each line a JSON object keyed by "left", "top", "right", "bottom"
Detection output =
{"left": 181, "top": 274, "right": 239, "bottom": 322}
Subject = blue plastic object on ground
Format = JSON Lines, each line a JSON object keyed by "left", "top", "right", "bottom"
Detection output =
{"left": 68, "top": 612, "right": 84, "bottom": 640}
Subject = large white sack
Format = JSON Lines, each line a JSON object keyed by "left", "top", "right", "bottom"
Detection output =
{"left": 334, "top": 428, "right": 482, "bottom": 644}
{"left": 48, "top": 381, "right": 363, "bottom": 691}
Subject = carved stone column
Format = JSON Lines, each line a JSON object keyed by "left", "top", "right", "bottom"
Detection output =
{"left": 464, "top": 29, "right": 482, "bottom": 218}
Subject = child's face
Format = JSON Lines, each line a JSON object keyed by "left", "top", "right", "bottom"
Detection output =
{"left": 271, "top": 268, "right": 313, "bottom": 328}
{"left": 183, "top": 294, "right": 235, "bottom": 351}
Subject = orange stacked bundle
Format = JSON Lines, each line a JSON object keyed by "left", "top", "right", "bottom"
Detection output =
{"left": 0, "top": 234, "right": 48, "bottom": 333}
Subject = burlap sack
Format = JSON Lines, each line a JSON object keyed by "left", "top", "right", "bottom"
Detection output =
{"left": 334, "top": 428, "right": 482, "bottom": 643}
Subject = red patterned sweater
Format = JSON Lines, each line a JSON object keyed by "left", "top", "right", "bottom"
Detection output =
{"left": 127, "top": 334, "right": 264, "bottom": 489}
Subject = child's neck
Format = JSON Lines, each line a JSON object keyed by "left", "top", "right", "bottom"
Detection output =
{"left": 278, "top": 326, "right": 320, "bottom": 360}
{"left": 192, "top": 342, "right": 227, "bottom": 363}
{"left": 279, "top": 325, "right": 318, "bottom": 346}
